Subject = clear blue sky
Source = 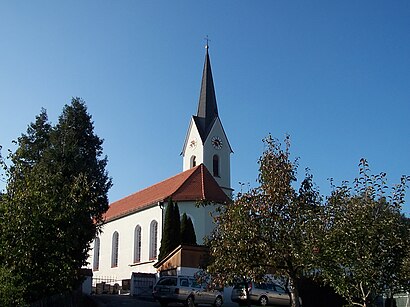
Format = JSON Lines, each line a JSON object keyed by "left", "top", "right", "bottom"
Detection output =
{"left": 1, "top": 1, "right": 409, "bottom": 215}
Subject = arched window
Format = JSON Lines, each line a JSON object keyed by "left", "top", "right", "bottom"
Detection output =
{"left": 149, "top": 220, "right": 158, "bottom": 260}
{"left": 134, "top": 225, "right": 142, "bottom": 263}
{"left": 93, "top": 237, "right": 100, "bottom": 271}
{"left": 111, "top": 231, "right": 119, "bottom": 268}
{"left": 213, "top": 155, "right": 220, "bottom": 177}
{"left": 191, "top": 155, "right": 197, "bottom": 168}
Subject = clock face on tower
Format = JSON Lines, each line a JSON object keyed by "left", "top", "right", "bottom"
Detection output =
{"left": 211, "top": 136, "right": 223, "bottom": 150}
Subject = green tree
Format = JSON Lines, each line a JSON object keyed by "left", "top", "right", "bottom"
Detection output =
{"left": 319, "top": 159, "right": 410, "bottom": 307}
{"left": 0, "top": 98, "right": 112, "bottom": 303}
{"left": 207, "top": 135, "right": 321, "bottom": 307}
{"left": 398, "top": 231, "right": 410, "bottom": 297}
{"left": 159, "top": 198, "right": 181, "bottom": 260}
{"left": 0, "top": 265, "right": 26, "bottom": 306}
{"left": 181, "top": 213, "right": 197, "bottom": 245}
{"left": 159, "top": 198, "right": 173, "bottom": 261}
{"left": 173, "top": 203, "right": 181, "bottom": 247}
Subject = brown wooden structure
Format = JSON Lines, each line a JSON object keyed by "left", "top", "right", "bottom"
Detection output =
{"left": 154, "top": 245, "right": 209, "bottom": 275}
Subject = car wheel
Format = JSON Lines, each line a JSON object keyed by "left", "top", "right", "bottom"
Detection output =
{"left": 259, "top": 295, "right": 268, "bottom": 306}
{"left": 186, "top": 296, "right": 195, "bottom": 307}
{"left": 214, "top": 296, "right": 223, "bottom": 307}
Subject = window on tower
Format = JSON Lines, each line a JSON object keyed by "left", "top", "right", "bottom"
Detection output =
{"left": 191, "top": 155, "right": 197, "bottom": 168}
{"left": 213, "top": 155, "right": 220, "bottom": 177}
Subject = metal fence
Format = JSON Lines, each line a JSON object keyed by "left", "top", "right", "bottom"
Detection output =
{"left": 391, "top": 293, "right": 410, "bottom": 307}
{"left": 92, "top": 276, "right": 121, "bottom": 287}
{"left": 92, "top": 276, "right": 123, "bottom": 295}
{"left": 132, "top": 275, "right": 155, "bottom": 297}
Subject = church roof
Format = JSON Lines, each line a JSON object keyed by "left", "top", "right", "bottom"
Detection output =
{"left": 104, "top": 164, "right": 229, "bottom": 222}
{"left": 195, "top": 47, "right": 219, "bottom": 141}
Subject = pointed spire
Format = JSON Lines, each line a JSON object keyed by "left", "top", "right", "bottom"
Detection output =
{"left": 196, "top": 45, "right": 218, "bottom": 138}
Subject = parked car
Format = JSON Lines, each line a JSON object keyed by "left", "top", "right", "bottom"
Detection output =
{"left": 231, "top": 281, "right": 301, "bottom": 306}
{"left": 152, "top": 275, "right": 223, "bottom": 307}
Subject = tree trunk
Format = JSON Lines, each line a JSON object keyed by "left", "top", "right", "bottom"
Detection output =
{"left": 289, "top": 277, "right": 301, "bottom": 307}
{"left": 244, "top": 285, "right": 252, "bottom": 307}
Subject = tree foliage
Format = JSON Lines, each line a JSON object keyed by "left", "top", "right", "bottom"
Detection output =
{"left": 0, "top": 265, "right": 26, "bottom": 306}
{"left": 0, "top": 98, "right": 112, "bottom": 303}
{"left": 206, "top": 135, "right": 410, "bottom": 307}
{"left": 207, "top": 135, "right": 321, "bottom": 307}
{"left": 159, "top": 199, "right": 181, "bottom": 260}
{"left": 159, "top": 200, "right": 198, "bottom": 260}
{"left": 181, "top": 212, "right": 197, "bottom": 245}
{"left": 318, "top": 159, "right": 410, "bottom": 307}
{"left": 173, "top": 203, "right": 181, "bottom": 247}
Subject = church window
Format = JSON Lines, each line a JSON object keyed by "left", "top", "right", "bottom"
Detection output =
{"left": 149, "top": 220, "right": 158, "bottom": 260}
{"left": 111, "top": 231, "right": 119, "bottom": 268}
{"left": 213, "top": 155, "right": 220, "bottom": 177}
{"left": 134, "top": 225, "right": 142, "bottom": 263}
{"left": 93, "top": 237, "right": 100, "bottom": 271}
{"left": 191, "top": 155, "right": 197, "bottom": 168}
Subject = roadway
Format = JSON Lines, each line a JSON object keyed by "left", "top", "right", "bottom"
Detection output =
{"left": 89, "top": 294, "right": 240, "bottom": 307}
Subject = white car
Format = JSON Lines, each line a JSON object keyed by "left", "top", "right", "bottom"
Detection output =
{"left": 152, "top": 275, "right": 223, "bottom": 307}
{"left": 231, "top": 282, "right": 301, "bottom": 306}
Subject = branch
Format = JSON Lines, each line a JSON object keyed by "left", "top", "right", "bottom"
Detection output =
{"left": 359, "top": 281, "right": 371, "bottom": 305}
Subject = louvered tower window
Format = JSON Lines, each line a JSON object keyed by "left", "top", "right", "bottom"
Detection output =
{"left": 213, "top": 155, "right": 220, "bottom": 177}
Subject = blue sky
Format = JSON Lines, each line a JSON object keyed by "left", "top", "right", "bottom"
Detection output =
{"left": 1, "top": 1, "right": 409, "bottom": 215}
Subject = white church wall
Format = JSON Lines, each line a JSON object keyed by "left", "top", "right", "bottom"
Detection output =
{"left": 89, "top": 204, "right": 163, "bottom": 282}
{"left": 88, "top": 200, "right": 217, "bottom": 282}
{"left": 177, "top": 201, "right": 217, "bottom": 244}
{"left": 203, "top": 118, "right": 231, "bottom": 193}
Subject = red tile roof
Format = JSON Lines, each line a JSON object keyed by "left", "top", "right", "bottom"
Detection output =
{"left": 104, "top": 164, "right": 229, "bottom": 222}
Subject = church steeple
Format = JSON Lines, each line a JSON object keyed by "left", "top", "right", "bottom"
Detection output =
{"left": 195, "top": 47, "right": 218, "bottom": 141}
{"left": 182, "top": 45, "right": 232, "bottom": 196}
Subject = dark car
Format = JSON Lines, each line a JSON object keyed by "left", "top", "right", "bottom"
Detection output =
{"left": 152, "top": 275, "right": 223, "bottom": 307}
{"left": 231, "top": 282, "right": 301, "bottom": 306}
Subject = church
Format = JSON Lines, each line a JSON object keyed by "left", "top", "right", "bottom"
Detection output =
{"left": 87, "top": 46, "right": 233, "bottom": 283}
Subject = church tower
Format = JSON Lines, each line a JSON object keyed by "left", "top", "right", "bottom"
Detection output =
{"left": 182, "top": 45, "right": 233, "bottom": 196}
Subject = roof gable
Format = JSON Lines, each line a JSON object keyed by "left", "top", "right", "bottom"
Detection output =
{"left": 173, "top": 164, "right": 228, "bottom": 201}
{"left": 104, "top": 164, "right": 229, "bottom": 222}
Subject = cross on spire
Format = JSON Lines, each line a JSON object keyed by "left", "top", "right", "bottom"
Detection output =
{"left": 204, "top": 35, "right": 211, "bottom": 49}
